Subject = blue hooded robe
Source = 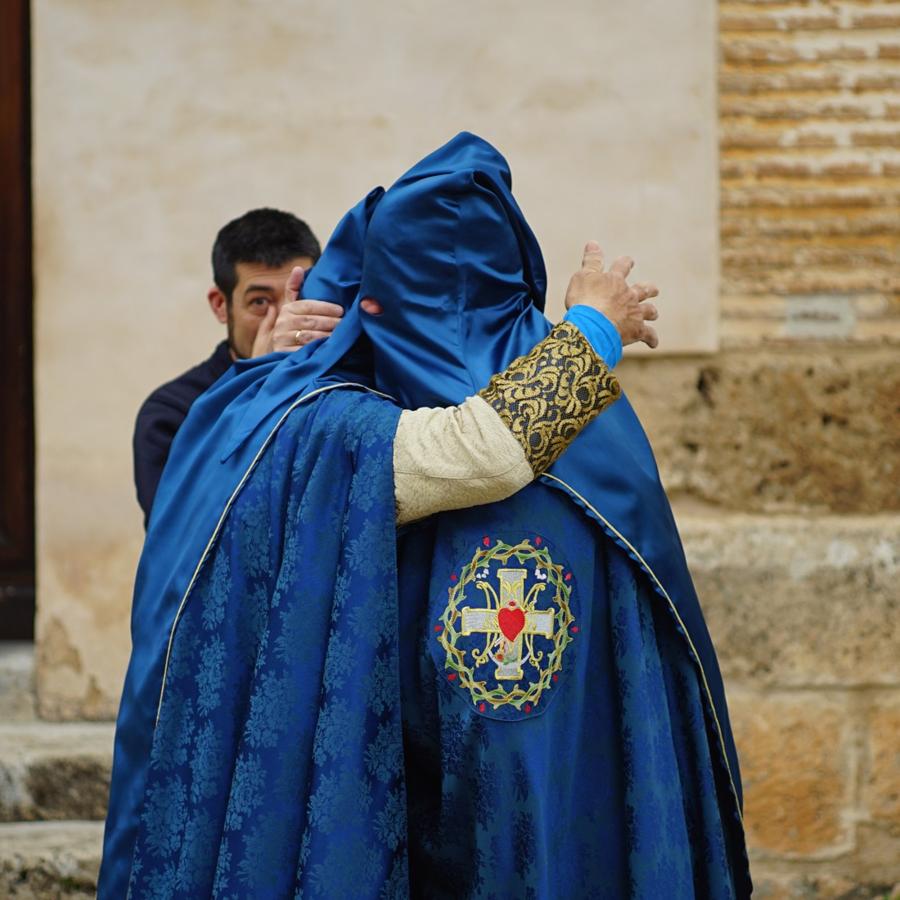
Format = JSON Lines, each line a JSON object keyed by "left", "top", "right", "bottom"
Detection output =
{"left": 358, "top": 135, "right": 750, "bottom": 898}
{"left": 101, "top": 133, "right": 749, "bottom": 898}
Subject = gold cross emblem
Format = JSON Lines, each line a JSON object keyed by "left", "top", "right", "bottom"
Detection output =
{"left": 437, "top": 537, "right": 576, "bottom": 715}
{"left": 461, "top": 568, "right": 555, "bottom": 680}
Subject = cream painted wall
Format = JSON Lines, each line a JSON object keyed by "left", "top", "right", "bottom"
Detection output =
{"left": 33, "top": 0, "right": 718, "bottom": 717}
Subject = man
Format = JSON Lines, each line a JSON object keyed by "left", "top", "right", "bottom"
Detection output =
{"left": 358, "top": 137, "right": 749, "bottom": 897}
{"left": 132, "top": 208, "right": 342, "bottom": 524}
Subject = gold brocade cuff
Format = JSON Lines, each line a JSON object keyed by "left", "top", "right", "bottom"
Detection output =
{"left": 477, "top": 321, "right": 621, "bottom": 475}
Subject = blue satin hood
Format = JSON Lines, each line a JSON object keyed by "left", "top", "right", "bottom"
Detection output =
{"left": 360, "top": 134, "right": 548, "bottom": 408}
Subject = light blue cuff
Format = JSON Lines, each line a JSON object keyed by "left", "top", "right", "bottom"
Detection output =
{"left": 563, "top": 305, "right": 623, "bottom": 368}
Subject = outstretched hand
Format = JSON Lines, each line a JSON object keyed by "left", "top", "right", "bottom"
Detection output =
{"left": 564, "top": 241, "right": 660, "bottom": 349}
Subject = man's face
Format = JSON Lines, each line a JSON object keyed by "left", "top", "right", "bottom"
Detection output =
{"left": 209, "top": 257, "right": 315, "bottom": 359}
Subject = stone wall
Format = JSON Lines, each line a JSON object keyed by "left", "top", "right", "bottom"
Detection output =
{"left": 617, "top": 349, "right": 900, "bottom": 896}
{"left": 616, "top": 2, "right": 898, "bottom": 894}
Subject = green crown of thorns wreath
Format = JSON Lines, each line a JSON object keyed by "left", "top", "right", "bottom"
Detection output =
{"left": 436, "top": 537, "right": 576, "bottom": 714}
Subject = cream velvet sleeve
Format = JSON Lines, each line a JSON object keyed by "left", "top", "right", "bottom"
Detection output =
{"left": 394, "top": 396, "right": 533, "bottom": 526}
{"left": 393, "top": 321, "right": 622, "bottom": 526}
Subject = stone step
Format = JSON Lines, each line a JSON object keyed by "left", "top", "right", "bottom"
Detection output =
{"left": 0, "top": 722, "right": 114, "bottom": 822}
{"left": 0, "top": 642, "right": 35, "bottom": 722}
{"left": 0, "top": 821, "right": 102, "bottom": 899}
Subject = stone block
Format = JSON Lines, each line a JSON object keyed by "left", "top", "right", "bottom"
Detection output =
{"left": 0, "top": 723, "right": 113, "bottom": 822}
{"left": 854, "top": 72, "right": 900, "bottom": 91}
{"left": 724, "top": 245, "right": 895, "bottom": 274}
{"left": 618, "top": 348, "right": 900, "bottom": 514}
{"left": 719, "top": 95, "right": 875, "bottom": 122}
{"left": 719, "top": 68, "right": 844, "bottom": 93}
{"left": 863, "top": 694, "right": 900, "bottom": 825}
{"left": 819, "top": 159, "right": 878, "bottom": 177}
{"left": 720, "top": 10, "right": 842, "bottom": 32}
{"left": 722, "top": 183, "right": 894, "bottom": 209}
{"left": 857, "top": 822, "right": 900, "bottom": 886}
{"left": 720, "top": 317, "right": 784, "bottom": 345}
{"left": 749, "top": 866, "right": 899, "bottom": 900}
{"left": 0, "top": 821, "right": 101, "bottom": 899}
{"left": 679, "top": 514, "right": 900, "bottom": 687}
{"left": 721, "top": 209, "right": 900, "bottom": 239}
{"left": 855, "top": 319, "right": 900, "bottom": 342}
{"left": 852, "top": 127, "right": 900, "bottom": 147}
{"left": 0, "top": 643, "right": 35, "bottom": 722}
{"left": 719, "top": 12, "right": 782, "bottom": 33}
{"left": 721, "top": 40, "right": 804, "bottom": 65}
{"left": 728, "top": 691, "right": 854, "bottom": 856}
{"left": 723, "top": 268, "right": 895, "bottom": 296}
{"left": 853, "top": 10, "right": 900, "bottom": 30}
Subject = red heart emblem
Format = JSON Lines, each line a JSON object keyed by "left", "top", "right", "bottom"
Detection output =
{"left": 497, "top": 605, "right": 525, "bottom": 642}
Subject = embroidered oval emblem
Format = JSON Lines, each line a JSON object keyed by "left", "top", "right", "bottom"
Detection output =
{"left": 435, "top": 535, "right": 576, "bottom": 721}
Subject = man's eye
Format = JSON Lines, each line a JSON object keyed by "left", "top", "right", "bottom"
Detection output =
{"left": 249, "top": 297, "right": 268, "bottom": 307}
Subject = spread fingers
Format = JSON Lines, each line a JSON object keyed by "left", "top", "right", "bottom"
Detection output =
{"left": 610, "top": 256, "right": 634, "bottom": 277}
{"left": 632, "top": 282, "right": 659, "bottom": 301}
{"left": 641, "top": 301, "right": 659, "bottom": 322}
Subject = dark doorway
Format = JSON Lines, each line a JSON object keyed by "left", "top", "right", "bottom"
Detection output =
{"left": 0, "top": 0, "right": 34, "bottom": 640}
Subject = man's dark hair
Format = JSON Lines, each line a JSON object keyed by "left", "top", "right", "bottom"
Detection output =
{"left": 212, "top": 208, "right": 321, "bottom": 301}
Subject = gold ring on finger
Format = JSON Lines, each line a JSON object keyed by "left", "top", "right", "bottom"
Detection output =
{"left": 294, "top": 330, "right": 303, "bottom": 345}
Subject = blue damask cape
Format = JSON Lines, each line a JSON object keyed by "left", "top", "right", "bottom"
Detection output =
{"left": 98, "top": 192, "right": 391, "bottom": 897}
{"left": 360, "top": 134, "right": 750, "bottom": 897}
{"left": 398, "top": 488, "right": 749, "bottom": 897}
{"left": 125, "top": 389, "right": 408, "bottom": 897}
{"left": 101, "top": 132, "right": 750, "bottom": 898}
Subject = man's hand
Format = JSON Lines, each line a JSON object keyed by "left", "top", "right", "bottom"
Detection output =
{"left": 251, "top": 266, "right": 345, "bottom": 356}
{"left": 564, "top": 241, "right": 660, "bottom": 349}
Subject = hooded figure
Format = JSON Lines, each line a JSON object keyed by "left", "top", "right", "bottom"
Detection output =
{"left": 99, "top": 133, "right": 749, "bottom": 899}
{"left": 359, "top": 135, "right": 750, "bottom": 897}
{"left": 99, "top": 137, "right": 621, "bottom": 899}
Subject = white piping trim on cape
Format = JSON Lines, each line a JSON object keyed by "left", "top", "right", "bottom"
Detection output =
{"left": 540, "top": 471, "right": 745, "bottom": 827}
{"left": 155, "top": 382, "right": 395, "bottom": 724}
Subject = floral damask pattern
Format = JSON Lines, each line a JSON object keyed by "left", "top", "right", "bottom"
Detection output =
{"left": 128, "top": 384, "right": 747, "bottom": 899}
{"left": 398, "top": 481, "right": 746, "bottom": 898}
{"left": 130, "top": 389, "right": 408, "bottom": 899}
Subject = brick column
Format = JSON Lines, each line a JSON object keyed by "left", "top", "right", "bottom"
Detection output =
{"left": 719, "top": 0, "right": 900, "bottom": 345}
{"left": 687, "top": 3, "right": 899, "bottom": 894}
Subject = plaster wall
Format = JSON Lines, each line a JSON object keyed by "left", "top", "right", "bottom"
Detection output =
{"left": 32, "top": 0, "right": 719, "bottom": 717}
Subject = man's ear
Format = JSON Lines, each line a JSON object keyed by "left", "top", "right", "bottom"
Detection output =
{"left": 208, "top": 285, "right": 229, "bottom": 324}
